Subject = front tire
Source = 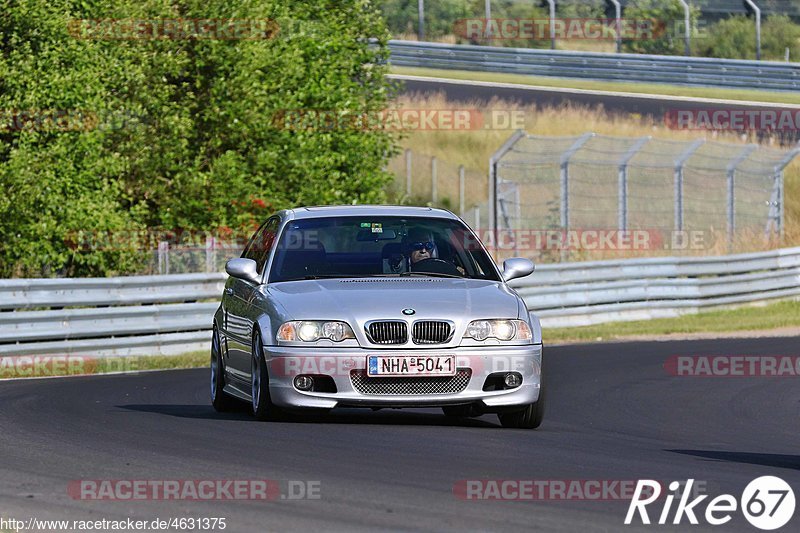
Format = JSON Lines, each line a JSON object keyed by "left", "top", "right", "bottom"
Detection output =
{"left": 211, "top": 328, "right": 235, "bottom": 412}
{"left": 251, "top": 331, "right": 282, "bottom": 421}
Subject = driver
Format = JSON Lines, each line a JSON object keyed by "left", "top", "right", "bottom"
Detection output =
{"left": 403, "top": 227, "right": 437, "bottom": 267}
{"left": 403, "top": 228, "right": 465, "bottom": 275}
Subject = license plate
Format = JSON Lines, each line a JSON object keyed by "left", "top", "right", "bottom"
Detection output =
{"left": 367, "top": 355, "right": 456, "bottom": 377}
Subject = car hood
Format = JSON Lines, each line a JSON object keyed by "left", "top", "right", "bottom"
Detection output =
{"left": 266, "top": 278, "right": 522, "bottom": 324}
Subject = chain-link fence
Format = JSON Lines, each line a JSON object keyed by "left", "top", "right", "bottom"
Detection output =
{"left": 142, "top": 239, "right": 244, "bottom": 275}
{"left": 490, "top": 131, "right": 799, "bottom": 261}
{"left": 386, "top": 148, "right": 489, "bottom": 227}
{"left": 143, "top": 133, "right": 798, "bottom": 273}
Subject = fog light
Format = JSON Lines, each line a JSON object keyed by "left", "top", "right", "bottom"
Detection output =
{"left": 294, "top": 375, "right": 314, "bottom": 391}
{"left": 504, "top": 373, "right": 521, "bottom": 388}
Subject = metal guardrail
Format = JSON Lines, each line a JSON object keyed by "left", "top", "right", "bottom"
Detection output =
{"left": 388, "top": 40, "right": 800, "bottom": 91}
{"left": 0, "top": 274, "right": 225, "bottom": 356}
{"left": 0, "top": 247, "right": 798, "bottom": 356}
{"left": 510, "top": 246, "right": 800, "bottom": 326}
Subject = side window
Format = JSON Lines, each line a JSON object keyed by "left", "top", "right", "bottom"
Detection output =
{"left": 243, "top": 217, "right": 279, "bottom": 273}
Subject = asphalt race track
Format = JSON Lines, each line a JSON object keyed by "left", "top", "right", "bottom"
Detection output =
{"left": 1, "top": 336, "right": 798, "bottom": 532}
{"left": 395, "top": 76, "right": 800, "bottom": 144}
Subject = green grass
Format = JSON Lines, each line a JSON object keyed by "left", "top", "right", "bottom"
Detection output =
{"left": 391, "top": 66, "right": 800, "bottom": 105}
{"left": 0, "top": 351, "right": 208, "bottom": 379}
{"left": 544, "top": 299, "right": 800, "bottom": 344}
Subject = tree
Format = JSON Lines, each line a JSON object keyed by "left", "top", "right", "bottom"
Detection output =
{"left": 697, "top": 14, "right": 800, "bottom": 60}
{"left": 0, "top": 0, "right": 397, "bottom": 277}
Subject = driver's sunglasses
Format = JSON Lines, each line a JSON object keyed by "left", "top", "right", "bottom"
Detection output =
{"left": 411, "top": 241, "right": 435, "bottom": 252}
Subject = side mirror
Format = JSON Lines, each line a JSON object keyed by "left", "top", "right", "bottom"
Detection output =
{"left": 225, "top": 258, "right": 261, "bottom": 284}
{"left": 502, "top": 257, "right": 535, "bottom": 282}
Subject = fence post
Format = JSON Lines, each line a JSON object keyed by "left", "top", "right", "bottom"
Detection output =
{"left": 726, "top": 145, "right": 757, "bottom": 251}
{"left": 417, "top": 0, "right": 425, "bottom": 41}
{"left": 458, "top": 165, "right": 465, "bottom": 215}
{"left": 546, "top": 0, "right": 556, "bottom": 49}
{"left": 673, "top": 139, "right": 704, "bottom": 232}
{"left": 205, "top": 235, "right": 215, "bottom": 273}
{"left": 431, "top": 156, "right": 438, "bottom": 203}
{"left": 768, "top": 146, "right": 800, "bottom": 238}
{"left": 618, "top": 137, "right": 650, "bottom": 231}
{"left": 158, "top": 241, "right": 169, "bottom": 275}
{"left": 609, "top": 0, "right": 622, "bottom": 53}
{"left": 678, "top": 0, "right": 691, "bottom": 55}
{"left": 780, "top": 171, "right": 785, "bottom": 239}
{"left": 744, "top": 0, "right": 761, "bottom": 60}
{"left": 473, "top": 206, "right": 480, "bottom": 231}
{"left": 559, "top": 133, "right": 594, "bottom": 232}
{"left": 489, "top": 130, "right": 526, "bottom": 259}
{"left": 484, "top": 0, "right": 492, "bottom": 37}
{"left": 405, "top": 149, "right": 412, "bottom": 196}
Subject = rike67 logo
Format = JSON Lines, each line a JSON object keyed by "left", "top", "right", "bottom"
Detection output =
{"left": 625, "top": 477, "right": 795, "bottom": 530}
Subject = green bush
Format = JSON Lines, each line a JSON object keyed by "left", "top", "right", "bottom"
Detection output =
{"left": 622, "top": 0, "right": 701, "bottom": 56}
{"left": 698, "top": 14, "right": 800, "bottom": 60}
{"left": 0, "top": 0, "right": 397, "bottom": 277}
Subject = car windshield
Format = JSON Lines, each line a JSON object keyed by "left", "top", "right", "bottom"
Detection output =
{"left": 268, "top": 215, "right": 500, "bottom": 283}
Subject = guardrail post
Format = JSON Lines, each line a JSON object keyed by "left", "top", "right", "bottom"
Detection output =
{"left": 431, "top": 156, "right": 438, "bottom": 203}
{"left": 459, "top": 165, "right": 465, "bottom": 215}
{"left": 405, "top": 149, "right": 412, "bottom": 196}
{"left": 673, "top": 139, "right": 704, "bottom": 232}
{"left": 618, "top": 136, "right": 650, "bottom": 231}
{"left": 726, "top": 145, "right": 757, "bottom": 252}
{"left": 489, "top": 130, "right": 526, "bottom": 259}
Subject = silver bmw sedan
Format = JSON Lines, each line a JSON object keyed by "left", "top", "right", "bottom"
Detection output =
{"left": 211, "top": 205, "right": 544, "bottom": 428}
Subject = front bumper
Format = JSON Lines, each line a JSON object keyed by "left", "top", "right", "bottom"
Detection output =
{"left": 264, "top": 344, "right": 542, "bottom": 411}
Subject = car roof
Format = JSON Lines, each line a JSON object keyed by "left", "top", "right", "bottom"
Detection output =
{"left": 281, "top": 205, "right": 460, "bottom": 221}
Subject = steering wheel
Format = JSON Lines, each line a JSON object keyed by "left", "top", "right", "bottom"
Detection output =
{"left": 411, "top": 258, "right": 463, "bottom": 277}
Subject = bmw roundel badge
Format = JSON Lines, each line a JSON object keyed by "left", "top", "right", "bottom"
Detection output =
{"left": 402, "top": 308, "right": 415, "bottom": 316}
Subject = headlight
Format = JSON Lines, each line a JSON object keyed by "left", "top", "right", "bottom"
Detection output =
{"left": 277, "top": 321, "right": 355, "bottom": 342}
{"left": 463, "top": 319, "right": 531, "bottom": 342}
